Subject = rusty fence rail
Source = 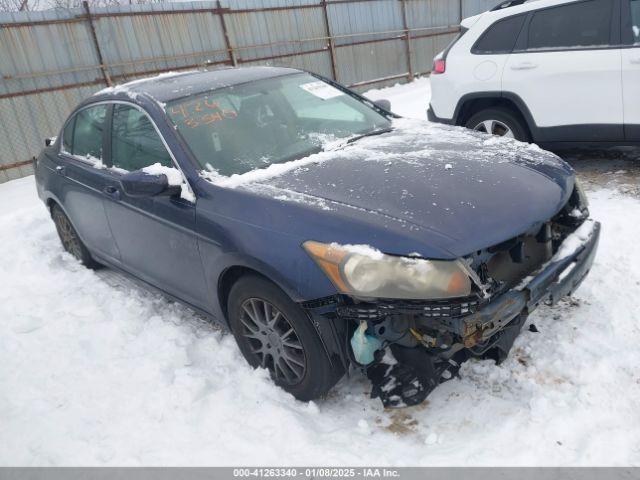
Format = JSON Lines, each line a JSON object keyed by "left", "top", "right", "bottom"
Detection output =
{"left": 0, "top": 0, "right": 500, "bottom": 182}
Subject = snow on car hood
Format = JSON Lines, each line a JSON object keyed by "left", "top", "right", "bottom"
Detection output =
{"left": 208, "top": 119, "right": 575, "bottom": 256}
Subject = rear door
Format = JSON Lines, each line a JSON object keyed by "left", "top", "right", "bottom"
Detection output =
{"left": 101, "top": 103, "right": 209, "bottom": 309}
{"left": 502, "top": 0, "right": 624, "bottom": 143}
{"left": 58, "top": 104, "right": 120, "bottom": 261}
{"left": 622, "top": 0, "right": 640, "bottom": 140}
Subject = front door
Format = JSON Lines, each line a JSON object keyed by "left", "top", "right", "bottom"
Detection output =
{"left": 502, "top": 0, "right": 624, "bottom": 143}
{"left": 57, "top": 103, "right": 120, "bottom": 261}
{"left": 102, "top": 103, "right": 209, "bottom": 309}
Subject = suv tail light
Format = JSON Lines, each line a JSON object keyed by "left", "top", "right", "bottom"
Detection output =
{"left": 433, "top": 58, "right": 446, "bottom": 74}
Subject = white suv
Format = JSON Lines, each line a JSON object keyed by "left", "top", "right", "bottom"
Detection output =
{"left": 428, "top": 0, "right": 640, "bottom": 147}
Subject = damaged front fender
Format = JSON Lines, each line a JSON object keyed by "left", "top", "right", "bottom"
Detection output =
{"left": 306, "top": 218, "right": 601, "bottom": 408}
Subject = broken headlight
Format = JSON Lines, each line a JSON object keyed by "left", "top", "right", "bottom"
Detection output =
{"left": 303, "top": 241, "right": 471, "bottom": 300}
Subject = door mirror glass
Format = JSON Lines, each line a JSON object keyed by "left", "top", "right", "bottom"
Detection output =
{"left": 373, "top": 99, "right": 391, "bottom": 112}
{"left": 120, "top": 171, "right": 181, "bottom": 198}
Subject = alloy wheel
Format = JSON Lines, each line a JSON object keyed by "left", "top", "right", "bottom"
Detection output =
{"left": 473, "top": 119, "right": 515, "bottom": 138}
{"left": 54, "top": 211, "right": 83, "bottom": 260}
{"left": 239, "top": 298, "right": 306, "bottom": 385}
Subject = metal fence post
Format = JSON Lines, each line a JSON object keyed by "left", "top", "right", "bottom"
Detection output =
{"left": 321, "top": 0, "right": 338, "bottom": 81}
{"left": 400, "top": 0, "right": 414, "bottom": 81}
{"left": 82, "top": 0, "right": 112, "bottom": 86}
{"left": 217, "top": 1, "right": 237, "bottom": 67}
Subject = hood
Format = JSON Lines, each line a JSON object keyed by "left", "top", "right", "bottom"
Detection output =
{"left": 217, "top": 119, "right": 575, "bottom": 257}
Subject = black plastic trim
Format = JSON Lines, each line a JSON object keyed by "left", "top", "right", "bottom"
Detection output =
{"left": 450, "top": 91, "right": 628, "bottom": 144}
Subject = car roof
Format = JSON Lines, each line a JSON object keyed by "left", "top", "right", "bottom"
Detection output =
{"left": 96, "top": 66, "right": 303, "bottom": 104}
{"left": 466, "top": 0, "right": 583, "bottom": 25}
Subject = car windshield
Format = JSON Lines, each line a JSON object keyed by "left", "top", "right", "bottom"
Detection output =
{"left": 166, "top": 73, "right": 391, "bottom": 177}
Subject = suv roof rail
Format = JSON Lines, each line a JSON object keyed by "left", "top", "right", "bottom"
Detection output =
{"left": 490, "top": 0, "right": 528, "bottom": 11}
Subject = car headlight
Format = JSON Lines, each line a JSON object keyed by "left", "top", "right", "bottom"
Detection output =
{"left": 303, "top": 241, "right": 472, "bottom": 300}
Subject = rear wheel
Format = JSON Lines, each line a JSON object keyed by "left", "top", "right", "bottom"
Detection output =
{"left": 51, "top": 204, "right": 100, "bottom": 268}
{"left": 465, "top": 107, "right": 530, "bottom": 142}
{"left": 228, "top": 275, "right": 341, "bottom": 401}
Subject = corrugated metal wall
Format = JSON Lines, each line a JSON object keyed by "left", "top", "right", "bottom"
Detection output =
{"left": 0, "top": 0, "right": 501, "bottom": 182}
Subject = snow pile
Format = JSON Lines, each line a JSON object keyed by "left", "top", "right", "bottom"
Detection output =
{"left": 1, "top": 176, "right": 639, "bottom": 466}
{"left": 1, "top": 78, "right": 639, "bottom": 466}
{"left": 554, "top": 218, "right": 597, "bottom": 260}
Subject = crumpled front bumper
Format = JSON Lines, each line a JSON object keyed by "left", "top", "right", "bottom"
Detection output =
{"left": 461, "top": 219, "right": 601, "bottom": 348}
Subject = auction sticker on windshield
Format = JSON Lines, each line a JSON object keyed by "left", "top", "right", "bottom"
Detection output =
{"left": 300, "top": 81, "right": 344, "bottom": 100}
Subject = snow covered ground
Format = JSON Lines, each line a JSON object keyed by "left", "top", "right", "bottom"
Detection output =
{"left": 1, "top": 78, "right": 640, "bottom": 466}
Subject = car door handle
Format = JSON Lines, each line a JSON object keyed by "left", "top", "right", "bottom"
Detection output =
{"left": 55, "top": 165, "right": 66, "bottom": 176}
{"left": 510, "top": 62, "right": 538, "bottom": 70}
{"left": 102, "top": 185, "right": 120, "bottom": 200}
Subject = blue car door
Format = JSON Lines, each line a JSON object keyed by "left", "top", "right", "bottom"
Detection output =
{"left": 100, "top": 103, "right": 209, "bottom": 309}
{"left": 56, "top": 103, "right": 121, "bottom": 262}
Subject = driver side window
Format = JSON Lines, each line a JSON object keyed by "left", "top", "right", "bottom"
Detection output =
{"left": 111, "top": 104, "right": 173, "bottom": 171}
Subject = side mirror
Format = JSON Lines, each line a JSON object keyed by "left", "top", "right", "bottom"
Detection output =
{"left": 120, "top": 170, "right": 181, "bottom": 198}
{"left": 373, "top": 99, "right": 391, "bottom": 112}
{"left": 45, "top": 136, "right": 57, "bottom": 147}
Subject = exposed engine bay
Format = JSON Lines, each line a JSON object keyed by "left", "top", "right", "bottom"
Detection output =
{"left": 331, "top": 184, "right": 599, "bottom": 408}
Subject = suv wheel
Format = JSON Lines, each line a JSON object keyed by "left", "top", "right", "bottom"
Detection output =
{"left": 51, "top": 204, "right": 100, "bottom": 268}
{"left": 465, "top": 107, "right": 530, "bottom": 142}
{"left": 227, "top": 275, "right": 342, "bottom": 401}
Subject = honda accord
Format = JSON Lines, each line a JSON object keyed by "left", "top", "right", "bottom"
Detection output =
{"left": 34, "top": 67, "right": 600, "bottom": 407}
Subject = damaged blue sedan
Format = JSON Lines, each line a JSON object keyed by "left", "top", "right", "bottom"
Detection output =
{"left": 34, "top": 67, "right": 600, "bottom": 407}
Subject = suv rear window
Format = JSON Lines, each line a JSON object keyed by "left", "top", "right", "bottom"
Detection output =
{"left": 473, "top": 15, "right": 526, "bottom": 54}
{"left": 527, "top": 0, "right": 613, "bottom": 50}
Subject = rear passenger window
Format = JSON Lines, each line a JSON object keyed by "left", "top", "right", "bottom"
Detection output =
{"left": 473, "top": 15, "right": 526, "bottom": 54}
{"left": 66, "top": 105, "right": 107, "bottom": 162}
{"left": 111, "top": 104, "right": 173, "bottom": 171}
{"left": 631, "top": 0, "right": 640, "bottom": 44}
{"left": 527, "top": 0, "right": 613, "bottom": 50}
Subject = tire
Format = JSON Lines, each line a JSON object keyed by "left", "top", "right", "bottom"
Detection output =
{"left": 51, "top": 204, "right": 100, "bottom": 269}
{"left": 465, "top": 107, "right": 530, "bottom": 142}
{"left": 228, "top": 275, "right": 342, "bottom": 401}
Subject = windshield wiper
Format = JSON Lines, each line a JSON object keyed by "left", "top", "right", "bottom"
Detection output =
{"left": 345, "top": 126, "right": 394, "bottom": 145}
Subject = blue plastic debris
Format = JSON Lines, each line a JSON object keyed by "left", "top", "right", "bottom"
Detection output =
{"left": 350, "top": 321, "right": 382, "bottom": 365}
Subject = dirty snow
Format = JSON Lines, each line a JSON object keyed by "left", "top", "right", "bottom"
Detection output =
{"left": 1, "top": 78, "right": 640, "bottom": 466}
{"left": 554, "top": 218, "right": 597, "bottom": 261}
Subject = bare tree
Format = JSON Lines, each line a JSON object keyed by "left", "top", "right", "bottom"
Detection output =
{"left": 0, "top": 0, "right": 159, "bottom": 11}
{"left": 0, "top": 0, "right": 41, "bottom": 11}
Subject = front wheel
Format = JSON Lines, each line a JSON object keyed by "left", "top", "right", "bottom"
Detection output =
{"left": 465, "top": 107, "right": 530, "bottom": 142}
{"left": 227, "top": 275, "right": 342, "bottom": 401}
